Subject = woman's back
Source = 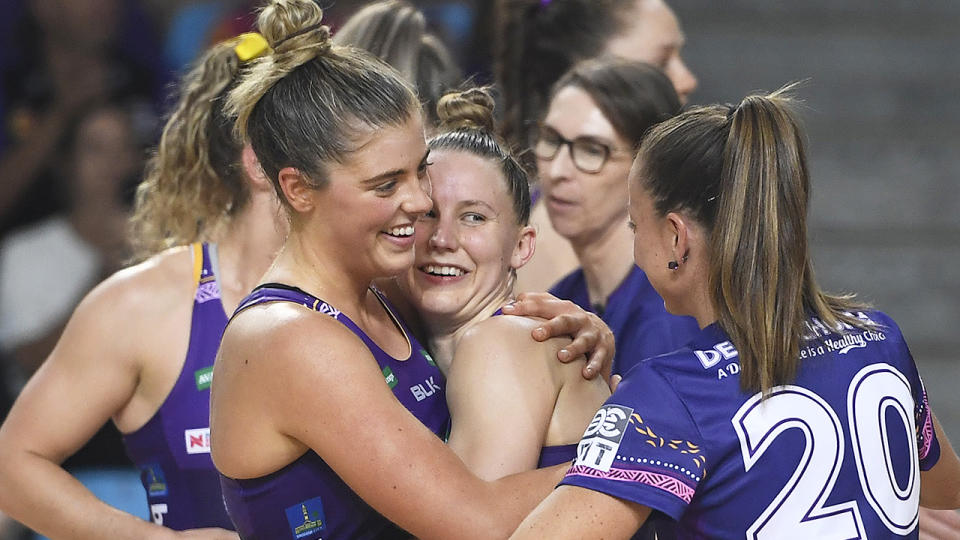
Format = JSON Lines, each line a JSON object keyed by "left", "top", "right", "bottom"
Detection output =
{"left": 566, "top": 310, "right": 936, "bottom": 538}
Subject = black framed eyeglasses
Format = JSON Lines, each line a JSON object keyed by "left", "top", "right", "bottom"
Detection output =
{"left": 533, "top": 126, "right": 627, "bottom": 174}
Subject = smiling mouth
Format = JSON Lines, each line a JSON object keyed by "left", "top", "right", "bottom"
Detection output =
{"left": 384, "top": 225, "right": 415, "bottom": 238}
{"left": 419, "top": 264, "right": 466, "bottom": 277}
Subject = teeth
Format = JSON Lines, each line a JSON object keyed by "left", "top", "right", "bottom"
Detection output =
{"left": 424, "top": 265, "right": 464, "bottom": 277}
{"left": 387, "top": 226, "right": 414, "bottom": 237}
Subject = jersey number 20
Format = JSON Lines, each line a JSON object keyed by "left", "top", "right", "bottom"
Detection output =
{"left": 732, "top": 363, "right": 920, "bottom": 539}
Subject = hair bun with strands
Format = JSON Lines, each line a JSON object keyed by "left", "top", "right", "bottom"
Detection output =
{"left": 436, "top": 87, "right": 496, "bottom": 133}
{"left": 258, "top": 0, "right": 331, "bottom": 58}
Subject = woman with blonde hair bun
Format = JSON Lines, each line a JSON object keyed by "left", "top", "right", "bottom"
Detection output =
{"left": 0, "top": 33, "right": 284, "bottom": 539}
{"left": 399, "top": 86, "right": 610, "bottom": 481}
{"left": 211, "top": 1, "right": 614, "bottom": 538}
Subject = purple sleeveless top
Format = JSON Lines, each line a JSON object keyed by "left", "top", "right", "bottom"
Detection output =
{"left": 122, "top": 243, "right": 233, "bottom": 530}
{"left": 219, "top": 283, "right": 450, "bottom": 540}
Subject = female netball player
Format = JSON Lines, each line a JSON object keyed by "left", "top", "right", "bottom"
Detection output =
{"left": 0, "top": 34, "right": 281, "bottom": 538}
{"left": 512, "top": 88, "right": 960, "bottom": 538}
{"left": 210, "top": 2, "right": 614, "bottom": 539}
{"left": 397, "top": 87, "right": 610, "bottom": 479}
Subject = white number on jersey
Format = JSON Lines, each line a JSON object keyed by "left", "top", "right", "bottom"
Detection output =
{"left": 732, "top": 363, "right": 920, "bottom": 539}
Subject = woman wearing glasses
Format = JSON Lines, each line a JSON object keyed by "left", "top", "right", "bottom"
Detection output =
{"left": 536, "top": 58, "right": 700, "bottom": 377}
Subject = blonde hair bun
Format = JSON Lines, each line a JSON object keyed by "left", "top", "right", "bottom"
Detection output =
{"left": 436, "top": 87, "right": 496, "bottom": 132}
{"left": 258, "top": 0, "right": 331, "bottom": 56}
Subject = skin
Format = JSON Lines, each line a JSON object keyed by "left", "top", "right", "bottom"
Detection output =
{"left": 536, "top": 86, "right": 639, "bottom": 310}
{"left": 211, "top": 115, "right": 582, "bottom": 539}
{"left": 0, "top": 146, "right": 282, "bottom": 540}
{"left": 603, "top": 0, "right": 697, "bottom": 104}
{"left": 510, "top": 159, "right": 960, "bottom": 538}
{"left": 399, "top": 149, "right": 610, "bottom": 480}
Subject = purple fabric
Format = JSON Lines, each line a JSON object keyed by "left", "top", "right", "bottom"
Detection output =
{"left": 220, "top": 283, "right": 450, "bottom": 539}
{"left": 122, "top": 243, "right": 233, "bottom": 530}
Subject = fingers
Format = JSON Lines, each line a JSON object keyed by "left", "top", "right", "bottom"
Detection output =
{"left": 502, "top": 292, "right": 577, "bottom": 321}
{"left": 531, "top": 313, "right": 583, "bottom": 343}
{"left": 610, "top": 374, "right": 622, "bottom": 393}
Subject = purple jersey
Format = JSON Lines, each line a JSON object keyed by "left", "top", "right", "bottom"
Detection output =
{"left": 550, "top": 266, "right": 700, "bottom": 376}
{"left": 561, "top": 310, "right": 940, "bottom": 539}
{"left": 122, "top": 243, "right": 233, "bottom": 530}
{"left": 219, "top": 283, "right": 450, "bottom": 540}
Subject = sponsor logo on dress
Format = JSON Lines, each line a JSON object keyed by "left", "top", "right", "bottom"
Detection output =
{"left": 694, "top": 340, "right": 739, "bottom": 369}
{"left": 575, "top": 404, "right": 634, "bottom": 472}
{"left": 142, "top": 463, "right": 168, "bottom": 496}
{"left": 421, "top": 348, "right": 437, "bottom": 367}
{"left": 383, "top": 366, "right": 398, "bottom": 389}
{"left": 313, "top": 299, "right": 341, "bottom": 319}
{"left": 285, "top": 497, "right": 326, "bottom": 539}
{"left": 410, "top": 376, "right": 441, "bottom": 402}
{"left": 195, "top": 279, "right": 221, "bottom": 304}
{"left": 184, "top": 428, "right": 211, "bottom": 454}
{"left": 194, "top": 366, "right": 214, "bottom": 391}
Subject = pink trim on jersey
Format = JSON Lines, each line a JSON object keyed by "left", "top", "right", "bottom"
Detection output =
{"left": 920, "top": 392, "right": 934, "bottom": 460}
{"left": 566, "top": 465, "right": 696, "bottom": 503}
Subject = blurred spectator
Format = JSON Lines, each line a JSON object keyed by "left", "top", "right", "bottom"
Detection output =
{"left": 0, "top": 104, "right": 141, "bottom": 383}
{"left": 333, "top": 0, "right": 463, "bottom": 126}
{"left": 0, "top": 0, "right": 167, "bottom": 237}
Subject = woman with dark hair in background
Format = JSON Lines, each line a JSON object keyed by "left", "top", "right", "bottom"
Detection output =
{"left": 496, "top": 0, "right": 698, "bottom": 293}
{"left": 333, "top": 0, "right": 463, "bottom": 127}
{"left": 538, "top": 58, "right": 699, "bottom": 377}
{"left": 513, "top": 88, "right": 960, "bottom": 538}
{"left": 0, "top": 34, "right": 283, "bottom": 539}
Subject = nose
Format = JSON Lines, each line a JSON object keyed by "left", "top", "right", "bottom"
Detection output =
{"left": 541, "top": 144, "right": 576, "bottom": 186}
{"left": 428, "top": 217, "right": 457, "bottom": 252}
{"left": 404, "top": 174, "right": 434, "bottom": 217}
{"left": 669, "top": 58, "right": 698, "bottom": 104}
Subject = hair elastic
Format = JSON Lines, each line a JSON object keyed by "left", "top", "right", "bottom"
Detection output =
{"left": 234, "top": 32, "right": 271, "bottom": 62}
{"left": 273, "top": 23, "right": 327, "bottom": 49}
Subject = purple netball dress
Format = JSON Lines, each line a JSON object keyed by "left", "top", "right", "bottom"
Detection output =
{"left": 122, "top": 243, "right": 233, "bottom": 530}
{"left": 219, "top": 283, "right": 450, "bottom": 540}
{"left": 563, "top": 310, "right": 940, "bottom": 539}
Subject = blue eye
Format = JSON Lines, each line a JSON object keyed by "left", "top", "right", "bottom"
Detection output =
{"left": 463, "top": 213, "right": 486, "bottom": 224}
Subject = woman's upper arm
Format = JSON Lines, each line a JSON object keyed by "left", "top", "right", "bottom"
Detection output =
{"left": 920, "top": 412, "right": 960, "bottom": 509}
{"left": 445, "top": 321, "right": 559, "bottom": 480}
{"left": 0, "top": 274, "right": 146, "bottom": 463}
{"left": 267, "top": 318, "right": 549, "bottom": 539}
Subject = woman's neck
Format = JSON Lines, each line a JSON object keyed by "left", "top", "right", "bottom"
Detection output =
{"left": 215, "top": 194, "right": 287, "bottom": 313}
{"left": 571, "top": 218, "right": 636, "bottom": 309}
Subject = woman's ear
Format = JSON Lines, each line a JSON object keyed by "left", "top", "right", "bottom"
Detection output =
{"left": 510, "top": 225, "right": 537, "bottom": 270}
{"left": 665, "top": 211, "right": 691, "bottom": 268}
{"left": 241, "top": 144, "right": 272, "bottom": 193}
{"left": 277, "top": 167, "right": 315, "bottom": 213}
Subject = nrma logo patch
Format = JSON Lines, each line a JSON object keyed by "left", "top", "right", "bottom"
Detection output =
{"left": 285, "top": 497, "right": 326, "bottom": 539}
{"left": 184, "top": 428, "right": 211, "bottom": 454}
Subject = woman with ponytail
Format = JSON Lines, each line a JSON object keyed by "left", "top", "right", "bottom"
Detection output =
{"left": 512, "top": 88, "right": 960, "bottom": 538}
{"left": 397, "top": 87, "right": 609, "bottom": 481}
{"left": 210, "top": 2, "right": 613, "bottom": 539}
{"left": 0, "top": 34, "right": 284, "bottom": 539}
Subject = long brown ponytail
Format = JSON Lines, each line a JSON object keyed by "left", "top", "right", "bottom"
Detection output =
{"left": 638, "top": 86, "right": 871, "bottom": 393}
